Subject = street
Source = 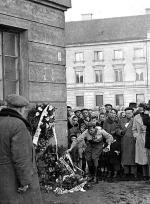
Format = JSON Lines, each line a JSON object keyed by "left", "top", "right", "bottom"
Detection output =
{"left": 43, "top": 181, "right": 150, "bottom": 204}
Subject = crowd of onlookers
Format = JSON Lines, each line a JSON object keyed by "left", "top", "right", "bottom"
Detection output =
{"left": 67, "top": 102, "right": 150, "bottom": 183}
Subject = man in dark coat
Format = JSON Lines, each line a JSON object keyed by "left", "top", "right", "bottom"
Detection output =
{"left": 121, "top": 107, "right": 137, "bottom": 179}
{"left": 141, "top": 106, "right": 150, "bottom": 183}
{"left": 0, "top": 94, "right": 43, "bottom": 204}
{"left": 103, "top": 108, "right": 122, "bottom": 178}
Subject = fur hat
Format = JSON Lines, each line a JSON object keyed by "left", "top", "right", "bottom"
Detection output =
{"left": 5, "top": 94, "right": 29, "bottom": 108}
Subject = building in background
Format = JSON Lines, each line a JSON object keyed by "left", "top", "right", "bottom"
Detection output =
{"left": 0, "top": 0, "right": 71, "bottom": 146}
{"left": 66, "top": 12, "right": 150, "bottom": 109}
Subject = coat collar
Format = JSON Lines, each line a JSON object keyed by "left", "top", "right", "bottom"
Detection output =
{"left": 126, "top": 118, "right": 133, "bottom": 129}
{"left": 0, "top": 108, "right": 31, "bottom": 132}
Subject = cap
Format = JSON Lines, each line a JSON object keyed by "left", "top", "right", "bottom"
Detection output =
{"left": 129, "top": 102, "right": 137, "bottom": 108}
{"left": 81, "top": 108, "right": 89, "bottom": 113}
{"left": 74, "top": 109, "right": 81, "bottom": 113}
{"left": 88, "top": 122, "right": 96, "bottom": 128}
{"left": 5, "top": 94, "right": 29, "bottom": 108}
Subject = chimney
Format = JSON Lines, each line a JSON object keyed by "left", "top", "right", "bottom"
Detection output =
{"left": 81, "top": 13, "right": 93, "bottom": 21}
{"left": 145, "top": 8, "right": 150, "bottom": 15}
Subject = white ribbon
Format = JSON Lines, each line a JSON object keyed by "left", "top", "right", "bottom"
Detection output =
{"left": 52, "top": 126, "right": 58, "bottom": 159}
{"left": 33, "top": 105, "right": 50, "bottom": 145}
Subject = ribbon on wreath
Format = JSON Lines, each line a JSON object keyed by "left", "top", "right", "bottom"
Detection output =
{"left": 33, "top": 104, "right": 50, "bottom": 145}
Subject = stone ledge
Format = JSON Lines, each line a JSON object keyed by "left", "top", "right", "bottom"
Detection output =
{"left": 28, "top": 0, "right": 71, "bottom": 10}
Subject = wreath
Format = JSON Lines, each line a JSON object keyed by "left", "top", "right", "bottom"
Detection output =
{"left": 27, "top": 104, "right": 88, "bottom": 194}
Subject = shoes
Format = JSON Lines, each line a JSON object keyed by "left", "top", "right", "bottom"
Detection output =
{"left": 93, "top": 176, "right": 98, "bottom": 183}
{"left": 87, "top": 176, "right": 94, "bottom": 182}
{"left": 120, "top": 174, "right": 130, "bottom": 181}
{"left": 107, "top": 171, "right": 112, "bottom": 178}
{"left": 145, "top": 179, "right": 150, "bottom": 184}
{"left": 113, "top": 171, "right": 117, "bottom": 178}
{"left": 143, "top": 176, "right": 148, "bottom": 181}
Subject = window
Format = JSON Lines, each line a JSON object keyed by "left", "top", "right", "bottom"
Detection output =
{"left": 114, "top": 69, "right": 123, "bottom": 82}
{"left": 115, "top": 94, "right": 124, "bottom": 106}
{"left": 75, "top": 52, "right": 84, "bottom": 62}
{"left": 136, "top": 94, "right": 145, "bottom": 104}
{"left": 114, "top": 50, "right": 123, "bottom": 60}
{"left": 134, "top": 48, "right": 144, "bottom": 58}
{"left": 75, "top": 71, "right": 83, "bottom": 83}
{"left": 0, "top": 31, "right": 19, "bottom": 99}
{"left": 96, "top": 95, "right": 103, "bottom": 106}
{"left": 76, "top": 96, "right": 84, "bottom": 107}
{"left": 136, "top": 69, "right": 144, "bottom": 81}
{"left": 94, "top": 51, "right": 103, "bottom": 61}
{"left": 95, "top": 70, "right": 103, "bottom": 83}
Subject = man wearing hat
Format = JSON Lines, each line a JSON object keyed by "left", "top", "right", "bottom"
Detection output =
{"left": 0, "top": 94, "right": 43, "bottom": 204}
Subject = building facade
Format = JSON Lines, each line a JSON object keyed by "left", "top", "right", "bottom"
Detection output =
{"left": 66, "top": 14, "right": 150, "bottom": 109}
{"left": 0, "top": 0, "right": 71, "bottom": 146}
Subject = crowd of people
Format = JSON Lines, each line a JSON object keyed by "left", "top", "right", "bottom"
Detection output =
{"left": 67, "top": 102, "right": 150, "bottom": 183}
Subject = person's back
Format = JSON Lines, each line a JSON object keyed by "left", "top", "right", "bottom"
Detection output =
{"left": 0, "top": 94, "right": 43, "bottom": 204}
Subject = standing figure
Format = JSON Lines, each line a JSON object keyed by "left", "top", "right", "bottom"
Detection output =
{"left": 0, "top": 94, "right": 43, "bottom": 204}
{"left": 132, "top": 103, "right": 148, "bottom": 179}
{"left": 103, "top": 108, "right": 122, "bottom": 178}
{"left": 121, "top": 107, "right": 137, "bottom": 179}
{"left": 141, "top": 106, "right": 150, "bottom": 182}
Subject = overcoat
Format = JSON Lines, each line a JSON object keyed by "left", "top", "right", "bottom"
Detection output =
{"left": 0, "top": 108, "right": 43, "bottom": 204}
{"left": 132, "top": 113, "right": 147, "bottom": 165}
{"left": 103, "top": 117, "right": 122, "bottom": 166}
{"left": 142, "top": 114, "right": 150, "bottom": 149}
{"left": 121, "top": 118, "right": 136, "bottom": 166}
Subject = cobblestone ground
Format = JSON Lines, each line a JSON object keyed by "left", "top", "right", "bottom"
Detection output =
{"left": 43, "top": 181, "right": 150, "bottom": 204}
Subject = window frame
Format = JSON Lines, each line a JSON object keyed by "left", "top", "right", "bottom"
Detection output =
{"left": 0, "top": 26, "right": 28, "bottom": 100}
{"left": 75, "top": 52, "right": 84, "bottom": 63}
{"left": 136, "top": 68, "right": 144, "bottom": 81}
{"left": 115, "top": 94, "right": 124, "bottom": 106}
{"left": 76, "top": 95, "right": 84, "bottom": 107}
{"left": 75, "top": 70, "right": 84, "bottom": 84}
{"left": 114, "top": 69, "right": 123, "bottom": 82}
{"left": 95, "top": 69, "right": 103, "bottom": 83}
{"left": 134, "top": 48, "right": 145, "bottom": 59}
{"left": 94, "top": 51, "right": 104, "bottom": 61}
{"left": 0, "top": 30, "right": 20, "bottom": 99}
{"left": 114, "top": 49, "right": 123, "bottom": 60}
{"left": 136, "top": 94, "right": 145, "bottom": 104}
{"left": 95, "top": 95, "right": 103, "bottom": 107}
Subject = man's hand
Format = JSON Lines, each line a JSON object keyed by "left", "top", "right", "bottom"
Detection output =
{"left": 103, "top": 144, "right": 110, "bottom": 152}
{"left": 17, "top": 185, "right": 29, "bottom": 193}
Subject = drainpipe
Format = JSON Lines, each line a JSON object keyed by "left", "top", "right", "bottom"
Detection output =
{"left": 146, "top": 32, "right": 149, "bottom": 88}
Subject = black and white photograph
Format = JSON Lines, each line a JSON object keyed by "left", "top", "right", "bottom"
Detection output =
{"left": 0, "top": 0, "right": 150, "bottom": 203}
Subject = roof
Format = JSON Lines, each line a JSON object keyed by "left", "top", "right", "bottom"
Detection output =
{"left": 48, "top": 0, "right": 71, "bottom": 8}
{"left": 30, "top": 0, "right": 71, "bottom": 9}
{"left": 65, "top": 15, "right": 150, "bottom": 45}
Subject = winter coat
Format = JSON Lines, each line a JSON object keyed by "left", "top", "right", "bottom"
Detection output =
{"left": 141, "top": 114, "right": 150, "bottom": 149}
{"left": 132, "top": 113, "right": 147, "bottom": 165}
{"left": 0, "top": 108, "right": 43, "bottom": 204}
{"left": 121, "top": 118, "right": 136, "bottom": 166}
{"left": 103, "top": 117, "right": 122, "bottom": 165}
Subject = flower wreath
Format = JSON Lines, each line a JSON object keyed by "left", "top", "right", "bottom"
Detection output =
{"left": 27, "top": 104, "right": 56, "bottom": 154}
{"left": 27, "top": 104, "right": 88, "bottom": 194}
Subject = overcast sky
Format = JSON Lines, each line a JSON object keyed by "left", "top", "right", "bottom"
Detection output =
{"left": 65, "top": 0, "right": 150, "bottom": 22}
